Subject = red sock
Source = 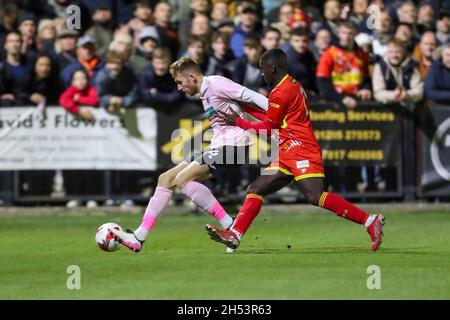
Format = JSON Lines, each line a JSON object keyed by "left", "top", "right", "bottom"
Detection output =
{"left": 232, "top": 193, "right": 263, "bottom": 235}
{"left": 319, "top": 192, "right": 369, "bottom": 225}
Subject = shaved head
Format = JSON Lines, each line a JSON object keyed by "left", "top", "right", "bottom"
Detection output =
{"left": 260, "top": 48, "right": 288, "bottom": 70}
{"left": 260, "top": 48, "right": 288, "bottom": 86}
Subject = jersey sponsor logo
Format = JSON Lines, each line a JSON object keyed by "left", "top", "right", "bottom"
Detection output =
{"left": 269, "top": 102, "right": 280, "bottom": 109}
{"left": 296, "top": 160, "right": 310, "bottom": 169}
{"left": 280, "top": 139, "right": 302, "bottom": 151}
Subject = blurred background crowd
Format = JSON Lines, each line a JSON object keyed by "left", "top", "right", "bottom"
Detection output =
{"left": 0, "top": 0, "right": 449, "bottom": 117}
{"left": 0, "top": 0, "right": 449, "bottom": 206}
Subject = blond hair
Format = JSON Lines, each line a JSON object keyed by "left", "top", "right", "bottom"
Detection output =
{"left": 169, "top": 57, "right": 202, "bottom": 78}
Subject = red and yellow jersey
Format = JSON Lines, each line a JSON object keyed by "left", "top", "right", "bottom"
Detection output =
{"left": 316, "top": 45, "right": 369, "bottom": 95}
{"left": 266, "top": 74, "right": 321, "bottom": 154}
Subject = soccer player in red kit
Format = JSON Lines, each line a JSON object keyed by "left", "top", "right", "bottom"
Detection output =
{"left": 206, "top": 48, "right": 385, "bottom": 252}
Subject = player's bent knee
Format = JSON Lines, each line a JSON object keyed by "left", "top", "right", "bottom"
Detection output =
{"left": 247, "top": 184, "right": 264, "bottom": 196}
{"left": 305, "top": 191, "right": 321, "bottom": 206}
{"left": 157, "top": 171, "right": 175, "bottom": 189}
{"left": 173, "top": 172, "right": 191, "bottom": 189}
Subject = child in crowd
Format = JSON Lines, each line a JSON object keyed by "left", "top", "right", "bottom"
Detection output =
{"left": 59, "top": 69, "right": 99, "bottom": 120}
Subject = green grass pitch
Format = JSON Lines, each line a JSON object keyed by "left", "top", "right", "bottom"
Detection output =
{"left": 1, "top": 209, "right": 450, "bottom": 299}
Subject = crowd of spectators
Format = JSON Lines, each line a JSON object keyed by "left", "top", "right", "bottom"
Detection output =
{"left": 1, "top": 0, "right": 450, "bottom": 201}
{"left": 0, "top": 0, "right": 449, "bottom": 116}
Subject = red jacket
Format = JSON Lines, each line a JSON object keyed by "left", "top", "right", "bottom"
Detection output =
{"left": 59, "top": 85, "right": 99, "bottom": 113}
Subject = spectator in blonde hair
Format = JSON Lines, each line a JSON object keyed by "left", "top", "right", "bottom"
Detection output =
{"left": 37, "top": 19, "right": 57, "bottom": 54}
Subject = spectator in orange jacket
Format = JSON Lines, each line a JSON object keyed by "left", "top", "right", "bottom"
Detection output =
{"left": 316, "top": 20, "right": 372, "bottom": 108}
{"left": 59, "top": 69, "right": 99, "bottom": 121}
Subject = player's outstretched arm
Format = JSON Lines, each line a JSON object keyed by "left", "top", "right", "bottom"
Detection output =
{"left": 237, "top": 87, "right": 269, "bottom": 112}
{"left": 216, "top": 109, "right": 276, "bottom": 134}
{"left": 215, "top": 77, "right": 268, "bottom": 114}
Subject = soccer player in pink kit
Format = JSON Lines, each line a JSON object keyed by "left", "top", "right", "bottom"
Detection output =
{"left": 109, "top": 57, "right": 268, "bottom": 252}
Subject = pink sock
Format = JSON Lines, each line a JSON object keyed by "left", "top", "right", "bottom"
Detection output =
{"left": 209, "top": 202, "right": 227, "bottom": 220}
{"left": 135, "top": 186, "right": 173, "bottom": 240}
{"left": 181, "top": 181, "right": 217, "bottom": 212}
{"left": 181, "top": 181, "right": 232, "bottom": 227}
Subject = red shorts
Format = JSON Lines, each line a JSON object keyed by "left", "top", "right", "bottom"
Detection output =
{"left": 265, "top": 144, "right": 325, "bottom": 181}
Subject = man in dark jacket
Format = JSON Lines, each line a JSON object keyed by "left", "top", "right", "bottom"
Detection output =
{"left": 0, "top": 31, "right": 33, "bottom": 106}
{"left": 51, "top": 29, "right": 79, "bottom": 72}
{"left": 138, "top": 47, "right": 183, "bottom": 112}
{"left": 205, "top": 31, "right": 234, "bottom": 77}
{"left": 281, "top": 26, "right": 317, "bottom": 95}
{"left": 226, "top": 35, "right": 266, "bottom": 95}
{"left": 425, "top": 43, "right": 450, "bottom": 103}
{"left": 95, "top": 50, "right": 139, "bottom": 111}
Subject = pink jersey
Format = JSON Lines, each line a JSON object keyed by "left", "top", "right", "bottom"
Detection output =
{"left": 199, "top": 75, "right": 268, "bottom": 148}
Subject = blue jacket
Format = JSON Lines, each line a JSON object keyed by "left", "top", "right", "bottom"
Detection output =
{"left": 61, "top": 58, "right": 105, "bottom": 88}
{"left": 230, "top": 24, "right": 262, "bottom": 58}
{"left": 425, "top": 59, "right": 450, "bottom": 104}
{"left": 0, "top": 59, "right": 34, "bottom": 106}
{"left": 138, "top": 64, "right": 184, "bottom": 112}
